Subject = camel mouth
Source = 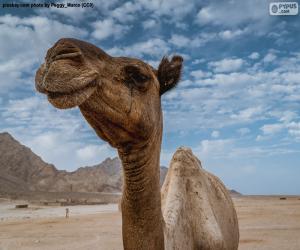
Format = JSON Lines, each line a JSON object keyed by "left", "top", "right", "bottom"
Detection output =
{"left": 46, "top": 78, "right": 98, "bottom": 109}
{"left": 35, "top": 57, "right": 100, "bottom": 96}
{"left": 47, "top": 79, "right": 97, "bottom": 99}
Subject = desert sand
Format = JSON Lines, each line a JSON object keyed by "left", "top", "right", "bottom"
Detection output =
{"left": 0, "top": 196, "right": 299, "bottom": 250}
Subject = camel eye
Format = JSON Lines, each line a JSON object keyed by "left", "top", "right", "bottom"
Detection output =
{"left": 123, "top": 65, "right": 150, "bottom": 90}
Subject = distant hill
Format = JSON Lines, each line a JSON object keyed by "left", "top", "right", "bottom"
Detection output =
{"left": 0, "top": 132, "right": 168, "bottom": 196}
{"left": 0, "top": 132, "right": 58, "bottom": 193}
{"left": 230, "top": 189, "right": 242, "bottom": 196}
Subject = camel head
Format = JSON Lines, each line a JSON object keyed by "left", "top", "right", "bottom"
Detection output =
{"left": 35, "top": 38, "right": 183, "bottom": 150}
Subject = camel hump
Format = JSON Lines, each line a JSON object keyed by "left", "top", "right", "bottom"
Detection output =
{"left": 161, "top": 147, "right": 239, "bottom": 250}
{"left": 171, "top": 146, "right": 202, "bottom": 171}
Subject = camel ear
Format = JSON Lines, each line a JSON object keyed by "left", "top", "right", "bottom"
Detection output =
{"left": 157, "top": 55, "right": 183, "bottom": 95}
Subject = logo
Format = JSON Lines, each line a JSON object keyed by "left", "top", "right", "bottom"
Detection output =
{"left": 271, "top": 4, "right": 279, "bottom": 13}
{"left": 269, "top": 2, "right": 298, "bottom": 15}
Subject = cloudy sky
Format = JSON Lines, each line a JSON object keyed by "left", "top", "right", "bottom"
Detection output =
{"left": 1, "top": 0, "right": 300, "bottom": 194}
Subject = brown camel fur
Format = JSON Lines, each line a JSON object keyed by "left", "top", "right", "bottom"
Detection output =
{"left": 35, "top": 38, "right": 239, "bottom": 250}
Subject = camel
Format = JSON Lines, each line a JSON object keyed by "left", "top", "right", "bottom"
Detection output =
{"left": 35, "top": 38, "right": 239, "bottom": 250}
{"left": 162, "top": 147, "right": 239, "bottom": 249}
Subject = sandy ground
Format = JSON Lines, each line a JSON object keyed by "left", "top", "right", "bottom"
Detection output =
{"left": 0, "top": 196, "right": 299, "bottom": 250}
{"left": 236, "top": 196, "right": 300, "bottom": 250}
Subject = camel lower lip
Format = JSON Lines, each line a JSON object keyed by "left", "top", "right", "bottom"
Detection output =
{"left": 48, "top": 91, "right": 69, "bottom": 99}
{"left": 47, "top": 80, "right": 97, "bottom": 99}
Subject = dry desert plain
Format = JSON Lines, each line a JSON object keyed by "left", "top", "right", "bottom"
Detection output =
{"left": 0, "top": 196, "right": 300, "bottom": 250}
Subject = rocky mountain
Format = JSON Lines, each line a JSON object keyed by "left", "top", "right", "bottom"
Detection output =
{"left": 0, "top": 132, "right": 58, "bottom": 193}
{"left": 0, "top": 132, "right": 168, "bottom": 195}
{"left": 0, "top": 132, "right": 238, "bottom": 197}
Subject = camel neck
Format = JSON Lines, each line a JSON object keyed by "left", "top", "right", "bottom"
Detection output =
{"left": 118, "top": 129, "right": 164, "bottom": 250}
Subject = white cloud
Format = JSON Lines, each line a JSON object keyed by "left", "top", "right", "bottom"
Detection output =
{"left": 197, "top": 7, "right": 213, "bottom": 24}
{"left": 258, "top": 120, "right": 300, "bottom": 140}
{"left": 111, "top": 1, "right": 142, "bottom": 23}
{"left": 204, "top": 71, "right": 249, "bottom": 86}
{"left": 31, "top": 132, "right": 62, "bottom": 151}
{"left": 169, "top": 34, "right": 191, "bottom": 47}
{"left": 261, "top": 123, "right": 284, "bottom": 135}
{"left": 169, "top": 30, "right": 248, "bottom": 50}
{"left": 196, "top": 0, "right": 272, "bottom": 30}
{"left": 208, "top": 58, "right": 244, "bottom": 73}
{"left": 263, "top": 52, "right": 277, "bottom": 63}
{"left": 29, "top": 132, "right": 116, "bottom": 169}
{"left": 287, "top": 122, "right": 300, "bottom": 139}
{"left": 0, "top": 59, "right": 29, "bottom": 92}
{"left": 142, "top": 19, "right": 158, "bottom": 29}
{"left": 2, "top": 96, "right": 82, "bottom": 134}
{"left": 270, "top": 84, "right": 295, "bottom": 94}
{"left": 194, "top": 137, "right": 299, "bottom": 163}
{"left": 192, "top": 59, "right": 206, "bottom": 65}
{"left": 249, "top": 52, "right": 260, "bottom": 60}
{"left": 107, "top": 38, "right": 170, "bottom": 58}
{"left": 91, "top": 19, "right": 130, "bottom": 40}
{"left": 197, "top": 139, "right": 234, "bottom": 158}
{"left": 230, "top": 106, "right": 264, "bottom": 122}
{"left": 76, "top": 144, "right": 114, "bottom": 163}
{"left": 279, "top": 111, "right": 298, "bottom": 123}
{"left": 136, "top": 0, "right": 198, "bottom": 20}
{"left": 169, "top": 33, "right": 217, "bottom": 48}
{"left": 219, "top": 29, "right": 248, "bottom": 40}
{"left": 281, "top": 72, "right": 300, "bottom": 84}
{"left": 211, "top": 130, "right": 220, "bottom": 138}
{"left": 190, "top": 69, "right": 212, "bottom": 79}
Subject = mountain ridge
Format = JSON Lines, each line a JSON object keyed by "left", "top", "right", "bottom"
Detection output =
{"left": 0, "top": 132, "right": 168, "bottom": 196}
{"left": 0, "top": 132, "right": 238, "bottom": 197}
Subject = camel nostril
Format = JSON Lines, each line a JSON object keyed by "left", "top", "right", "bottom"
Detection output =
{"left": 51, "top": 46, "right": 83, "bottom": 62}
{"left": 54, "top": 51, "right": 83, "bottom": 61}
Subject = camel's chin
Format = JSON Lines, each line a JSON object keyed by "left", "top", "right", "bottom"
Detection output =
{"left": 47, "top": 85, "right": 97, "bottom": 109}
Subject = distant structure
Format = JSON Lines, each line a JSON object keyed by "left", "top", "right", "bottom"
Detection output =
{"left": 65, "top": 208, "right": 69, "bottom": 218}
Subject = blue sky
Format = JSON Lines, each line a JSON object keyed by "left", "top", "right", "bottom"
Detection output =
{"left": 0, "top": 0, "right": 300, "bottom": 194}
